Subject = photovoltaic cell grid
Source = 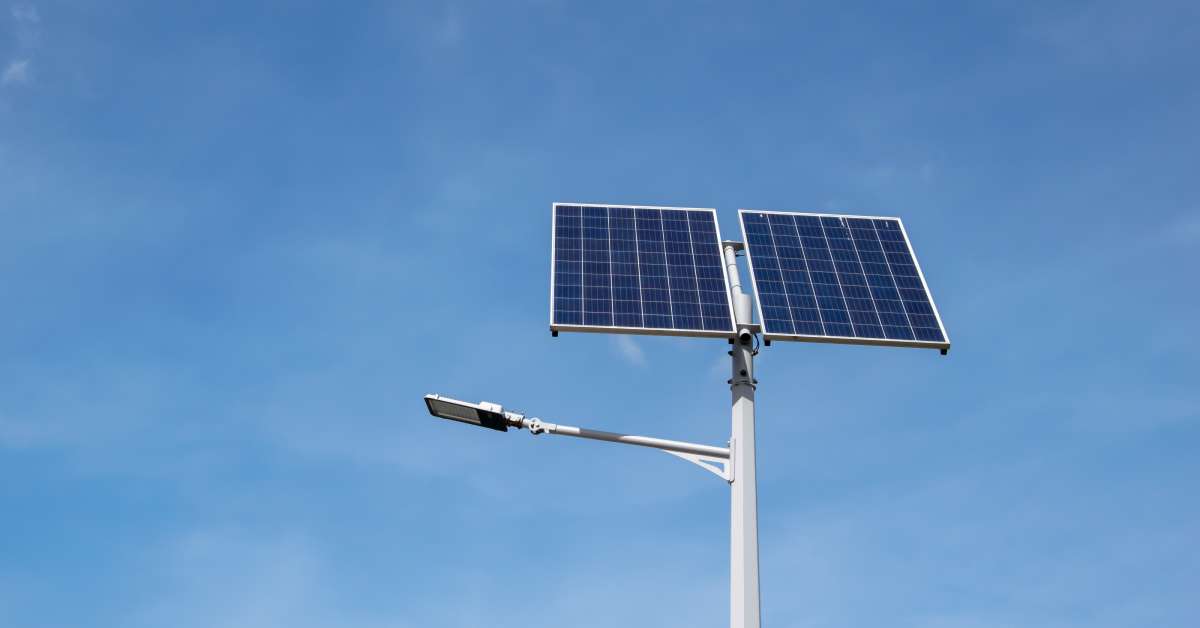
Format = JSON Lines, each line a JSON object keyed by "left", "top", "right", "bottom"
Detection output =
{"left": 740, "top": 211, "right": 949, "bottom": 349}
{"left": 551, "top": 204, "right": 735, "bottom": 337}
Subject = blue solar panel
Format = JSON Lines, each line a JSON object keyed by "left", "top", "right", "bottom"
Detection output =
{"left": 739, "top": 210, "right": 949, "bottom": 351}
{"left": 551, "top": 204, "right": 736, "bottom": 338}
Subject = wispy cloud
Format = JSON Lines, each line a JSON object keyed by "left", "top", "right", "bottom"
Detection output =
{"left": 432, "top": 4, "right": 463, "bottom": 48}
{"left": 387, "top": 3, "right": 466, "bottom": 62}
{"left": 859, "top": 161, "right": 938, "bottom": 188}
{"left": 0, "top": 410, "right": 61, "bottom": 448}
{"left": 127, "top": 528, "right": 413, "bottom": 628}
{"left": 11, "top": 3, "right": 38, "bottom": 24}
{"left": 1, "top": 58, "right": 28, "bottom": 84}
{"left": 1163, "top": 210, "right": 1200, "bottom": 244}
{"left": 3, "top": 3, "right": 40, "bottom": 88}
{"left": 707, "top": 354, "right": 728, "bottom": 380}
{"left": 612, "top": 335, "right": 647, "bottom": 367}
{"left": 1023, "top": 1, "right": 1199, "bottom": 67}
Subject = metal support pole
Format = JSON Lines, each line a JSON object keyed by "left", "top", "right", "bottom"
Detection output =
{"left": 725, "top": 242, "right": 761, "bottom": 628}
{"left": 730, "top": 338, "right": 760, "bottom": 628}
{"left": 724, "top": 241, "right": 754, "bottom": 325}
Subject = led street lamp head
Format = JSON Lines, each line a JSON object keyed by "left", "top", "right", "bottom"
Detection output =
{"left": 424, "top": 394, "right": 513, "bottom": 432}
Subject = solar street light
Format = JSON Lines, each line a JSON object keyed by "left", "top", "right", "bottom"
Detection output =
{"left": 426, "top": 202, "right": 951, "bottom": 628}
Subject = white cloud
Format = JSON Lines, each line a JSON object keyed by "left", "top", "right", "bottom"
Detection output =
{"left": 127, "top": 529, "right": 413, "bottom": 628}
{"left": 0, "top": 412, "right": 55, "bottom": 448}
{"left": 855, "top": 160, "right": 940, "bottom": 190}
{"left": 612, "top": 335, "right": 647, "bottom": 367}
{"left": 11, "top": 3, "right": 39, "bottom": 24}
{"left": 2, "top": 59, "right": 28, "bottom": 84}
{"left": 708, "top": 354, "right": 728, "bottom": 379}
{"left": 432, "top": 5, "right": 462, "bottom": 48}
{"left": 1165, "top": 210, "right": 1200, "bottom": 243}
{"left": 1023, "top": 1, "right": 1199, "bottom": 66}
{"left": 4, "top": 4, "right": 39, "bottom": 86}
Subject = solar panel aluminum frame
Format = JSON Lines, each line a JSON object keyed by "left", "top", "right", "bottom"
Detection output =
{"left": 550, "top": 202, "right": 739, "bottom": 339}
{"left": 738, "top": 209, "right": 951, "bottom": 352}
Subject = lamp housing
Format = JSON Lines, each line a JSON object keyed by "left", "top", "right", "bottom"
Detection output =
{"left": 424, "top": 394, "right": 511, "bottom": 432}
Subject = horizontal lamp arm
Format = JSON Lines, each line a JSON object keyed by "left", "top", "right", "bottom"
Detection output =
{"left": 521, "top": 418, "right": 729, "bottom": 459}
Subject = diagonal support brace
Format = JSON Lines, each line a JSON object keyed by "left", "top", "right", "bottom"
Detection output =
{"left": 661, "top": 449, "right": 733, "bottom": 482}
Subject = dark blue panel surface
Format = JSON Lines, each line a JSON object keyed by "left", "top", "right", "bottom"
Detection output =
{"left": 741, "top": 210, "right": 947, "bottom": 348}
{"left": 552, "top": 204, "right": 735, "bottom": 336}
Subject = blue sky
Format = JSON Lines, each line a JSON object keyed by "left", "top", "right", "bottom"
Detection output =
{"left": 2, "top": 1, "right": 1198, "bottom": 626}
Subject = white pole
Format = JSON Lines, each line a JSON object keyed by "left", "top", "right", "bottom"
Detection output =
{"left": 723, "top": 244, "right": 745, "bottom": 294}
{"left": 730, "top": 337, "right": 760, "bottom": 628}
{"left": 724, "top": 242, "right": 761, "bottom": 628}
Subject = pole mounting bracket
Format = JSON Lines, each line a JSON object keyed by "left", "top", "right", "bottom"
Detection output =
{"left": 660, "top": 449, "right": 732, "bottom": 483}
{"left": 525, "top": 418, "right": 554, "bottom": 435}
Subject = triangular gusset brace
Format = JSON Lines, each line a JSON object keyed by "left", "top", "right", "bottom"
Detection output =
{"left": 661, "top": 449, "right": 732, "bottom": 483}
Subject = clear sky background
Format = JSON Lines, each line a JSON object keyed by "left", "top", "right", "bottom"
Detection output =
{"left": 2, "top": 2, "right": 1198, "bottom": 627}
